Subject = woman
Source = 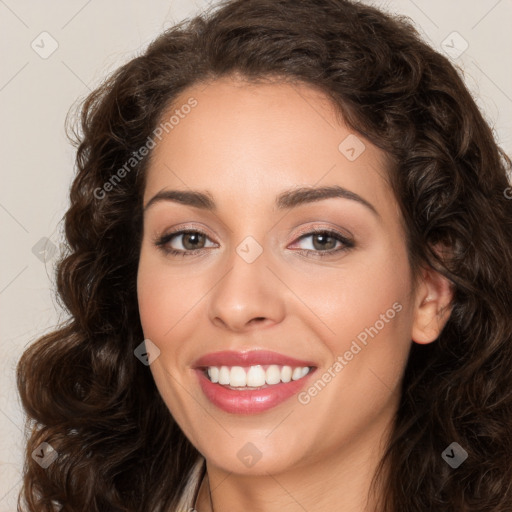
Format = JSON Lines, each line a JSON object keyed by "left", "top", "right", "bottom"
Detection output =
{"left": 16, "top": 0, "right": 512, "bottom": 510}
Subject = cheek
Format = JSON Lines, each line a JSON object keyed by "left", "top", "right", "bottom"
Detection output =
{"left": 137, "top": 258, "right": 162, "bottom": 337}
{"left": 304, "top": 239, "right": 414, "bottom": 397}
{"left": 136, "top": 250, "right": 212, "bottom": 364}
{"left": 305, "top": 238, "right": 412, "bottom": 339}
{"left": 136, "top": 255, "right": 198, "bottom": 422}
{"left": 136, "top": 250, "right": 183, "bottom": 342}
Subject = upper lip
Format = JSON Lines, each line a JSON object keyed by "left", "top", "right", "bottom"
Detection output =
{"left": 193, "top": 350, "right": 317, "bottom": 369}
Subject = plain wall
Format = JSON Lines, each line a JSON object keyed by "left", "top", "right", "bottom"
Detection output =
{"left": 1, "top": 0, "right": 510, "bottom": 508}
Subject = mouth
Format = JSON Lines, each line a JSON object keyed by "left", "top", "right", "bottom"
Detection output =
{"left": 199, "top": 364, "right": 316, "bottom": 389}
{"left": 194, "top": 364, "right": 318, "bottom": 414}
{"left": 192, "top": 349, "right": 318, "bottom": 413}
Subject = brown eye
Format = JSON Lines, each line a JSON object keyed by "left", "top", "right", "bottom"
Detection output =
{"left": 291, "top": 229, "right": 355, "bottom": 259}
{"left": 310, "top": 232, "right": 338, "bottom": 251}
{"left": 180, "top": 232, "right": 207, "bottom": 250}
{"left": 154, "top": 229, "right": 217, "bottom": 256}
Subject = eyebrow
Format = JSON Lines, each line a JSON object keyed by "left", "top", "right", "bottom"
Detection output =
{"left": 143, "top": 185, "right": 379, "bottom": 217}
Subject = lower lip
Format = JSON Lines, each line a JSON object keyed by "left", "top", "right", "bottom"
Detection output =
{"left": 194, "top": 368, "right": 317, "bottom": 414}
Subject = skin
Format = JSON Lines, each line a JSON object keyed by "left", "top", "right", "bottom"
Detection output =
{"left": 136, "top": 75, "right": 453, "bottom": 512}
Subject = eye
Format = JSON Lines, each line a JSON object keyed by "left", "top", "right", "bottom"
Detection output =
{"left": 154, "top": 229, "right": 216, "bottom": 257}
{"left": 153, "top": 227, "right": 354, "bottom": 259}
{"left": 290, "top": 228, "right": 354, "bottom": 259}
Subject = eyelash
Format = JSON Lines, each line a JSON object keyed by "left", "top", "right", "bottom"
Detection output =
{"left": 153, "top": 227, "right": 354, "bottom": 259}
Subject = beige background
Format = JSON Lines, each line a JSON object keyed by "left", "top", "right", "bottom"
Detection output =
{"left": 1, "top": 0, "right": 511, "bottom": 508}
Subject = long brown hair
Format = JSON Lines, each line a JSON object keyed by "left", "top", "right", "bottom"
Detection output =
{"left": 17, "top": 0, "right": 512, "bottom": 510}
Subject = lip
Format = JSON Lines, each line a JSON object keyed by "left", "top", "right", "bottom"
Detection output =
{"left": 194, "top": 366, "right": 317, "bottom": 414}
{"left": 192, "top": 350, "right": 318, "bottom": 414}
{"left": 192, "top": 349, "right": 317, "bottom": 369}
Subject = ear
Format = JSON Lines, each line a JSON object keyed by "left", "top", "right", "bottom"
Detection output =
{"left": 411, "top": 261, "right": 454, "bottom": 345}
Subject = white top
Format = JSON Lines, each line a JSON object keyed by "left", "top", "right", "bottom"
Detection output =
{"left": 173, "top": 455, "right": 207, "bottom": 511}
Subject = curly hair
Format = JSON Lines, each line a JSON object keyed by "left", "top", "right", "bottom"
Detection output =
{"left": 16, "top": 0, "right": 512, "bottom": 510}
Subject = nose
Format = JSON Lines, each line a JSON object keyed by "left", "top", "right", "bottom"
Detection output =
{"left": 207, "top": 244, "right": 286, "bottom": 332}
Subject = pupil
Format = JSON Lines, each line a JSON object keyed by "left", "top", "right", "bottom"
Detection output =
{"left": 314, "top": 233, "right": 334, "bottom": 250}
{"left": 184, "top": 233, "right": 203, "bottom": 250}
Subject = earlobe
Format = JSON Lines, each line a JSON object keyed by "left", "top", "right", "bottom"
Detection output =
{"left": 411, "top": 264, "right": 454, "bottom": 345}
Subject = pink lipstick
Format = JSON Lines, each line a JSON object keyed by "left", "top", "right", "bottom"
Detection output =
{"left": 193, "top": 350, "right": 317, "bottom": 414}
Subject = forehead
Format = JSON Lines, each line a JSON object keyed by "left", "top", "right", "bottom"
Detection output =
{"left": 143, "top": 77, "right": 395, "bottom": 218}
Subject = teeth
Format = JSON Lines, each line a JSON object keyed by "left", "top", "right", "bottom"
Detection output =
{"left": 206, "top": 364, "right": 312, "bottom": 388}
{"left": 247, "top": 365, "right": 265, "bottom": 387}
{"left": 292, "top": 367, "right": 303, "bottom": 380}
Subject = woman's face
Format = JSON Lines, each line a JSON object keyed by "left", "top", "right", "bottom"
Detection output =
{"left": 137, "top": 76, "right": 439, "bottom": 476}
